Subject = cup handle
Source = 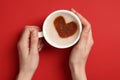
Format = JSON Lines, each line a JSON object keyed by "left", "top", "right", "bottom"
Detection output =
{"left": 38, "top": 32, "right": 43, "bottom": 38}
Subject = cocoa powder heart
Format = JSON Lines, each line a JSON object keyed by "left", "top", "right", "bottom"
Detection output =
{"left": 54, "top": 16, "right": 78, "bottom": 38}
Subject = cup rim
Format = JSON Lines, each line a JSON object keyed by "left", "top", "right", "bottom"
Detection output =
{"left": 42, "top": 10, "right": 82, "bottom": 48}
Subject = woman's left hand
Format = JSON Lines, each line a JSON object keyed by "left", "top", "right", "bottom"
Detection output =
{"left": 17, "top": 26, "right": 43, "bottom": 80}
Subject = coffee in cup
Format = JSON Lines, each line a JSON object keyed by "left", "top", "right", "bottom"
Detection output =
{"left": 38, "top": 10, "right": 82, "bottom": 48}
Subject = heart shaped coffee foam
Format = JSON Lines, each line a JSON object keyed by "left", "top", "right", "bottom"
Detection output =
{"left": 54, "top": 16, "right": 78, "bottom": 38}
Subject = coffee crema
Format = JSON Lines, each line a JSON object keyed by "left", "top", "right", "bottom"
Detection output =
{"left": 54, "top": 16, "right": 78, "bottom": 38}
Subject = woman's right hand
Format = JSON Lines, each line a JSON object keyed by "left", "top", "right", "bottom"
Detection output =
{"left": 69, "top": 9, "right": 94, "bottom": 80}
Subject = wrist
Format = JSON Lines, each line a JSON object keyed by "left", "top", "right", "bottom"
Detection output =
{"left": 69, "top": 63, "right": 86, "bottom": 73}
{"left": 69, "top": 59, "right": 86, "bottom": 68}
{"left": 69, "top": 63, "right": 87, "bottom": 80}
{"left": 17, "top": 70, "right": 34, "bottom": 80}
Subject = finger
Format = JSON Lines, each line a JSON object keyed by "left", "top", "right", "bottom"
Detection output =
{"left": 71, "top": 8, "right": 91, "bottom": 34}
{"left": 87, "top": 29, "right": 94, "bottom": 48}
{"left": 25, "top": 25, "right": 40, "bottom": 30}
{"left": 80, "top": 24, "right": 91, "bottom": 44}
{"left": 17, "top": 27, "right": 32, "bottom": 59}
{"left": 18, "top": 27, "right": 31, "bottom": 53}
{"left": 38, "top": 38, "right": 44, "bottom": 52}
{"left": 38, "top": 42, "right": 44, "bottom": 52}
{"left": 30, "top": 30, "right": 39, "bottom": 54}
{"left": 38, "top": 39, "right": 42, "bottom": 49}
{"left": 25, "top": 25, "right": 40, "bottom": 54}
{"left": 18, "top": 25, "right": 40, "bottom": 48}
{"left": 76, "top": 29, "right": 90, "bottom": 48}
{"left": 71, "top": 8, "right": 91, "bottom": 28}
{"left": 19, "top": 25, "right": 40, "bottom": 42}
{"left": 19, "top": 27, "right": 30, "bottom": 46}
{"left": 71, "top": 8, "right": 91, "bottom": 46}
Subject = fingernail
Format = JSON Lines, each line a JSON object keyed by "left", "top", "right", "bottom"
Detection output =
{"left": 71, "top": 8, "right": 76, "bottom": 13}
{"left": 72, "top": 9, "right": 76, "bottom": 13}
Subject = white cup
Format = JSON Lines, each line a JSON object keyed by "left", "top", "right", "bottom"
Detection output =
{"left": 38, "top": 10, "right": 82, "bottom": 48}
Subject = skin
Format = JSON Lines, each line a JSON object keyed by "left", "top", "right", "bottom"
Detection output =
{"left": 69, "top": 9, "right": 94, "bottom": 80}
{"left": 17, "top": 9, "right": 94, "bottom": 80}
{"left": 17, "top": 26, "right": 43, "bottom": 80}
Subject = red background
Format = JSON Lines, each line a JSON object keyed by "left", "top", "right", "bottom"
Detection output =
{"left": 0, "top": 0, "right": 120, "bottom": 80}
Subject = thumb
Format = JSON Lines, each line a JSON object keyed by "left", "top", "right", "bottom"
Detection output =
{"left": 30, "top": 30, "right": 38, "bottom": 53}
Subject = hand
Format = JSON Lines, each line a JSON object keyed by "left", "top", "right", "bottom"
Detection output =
{"left": 17, "top": 26, "right": 43, "bottom": 80}
{"left": 69, "top": 9, "right": 94, "bottom": 80}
